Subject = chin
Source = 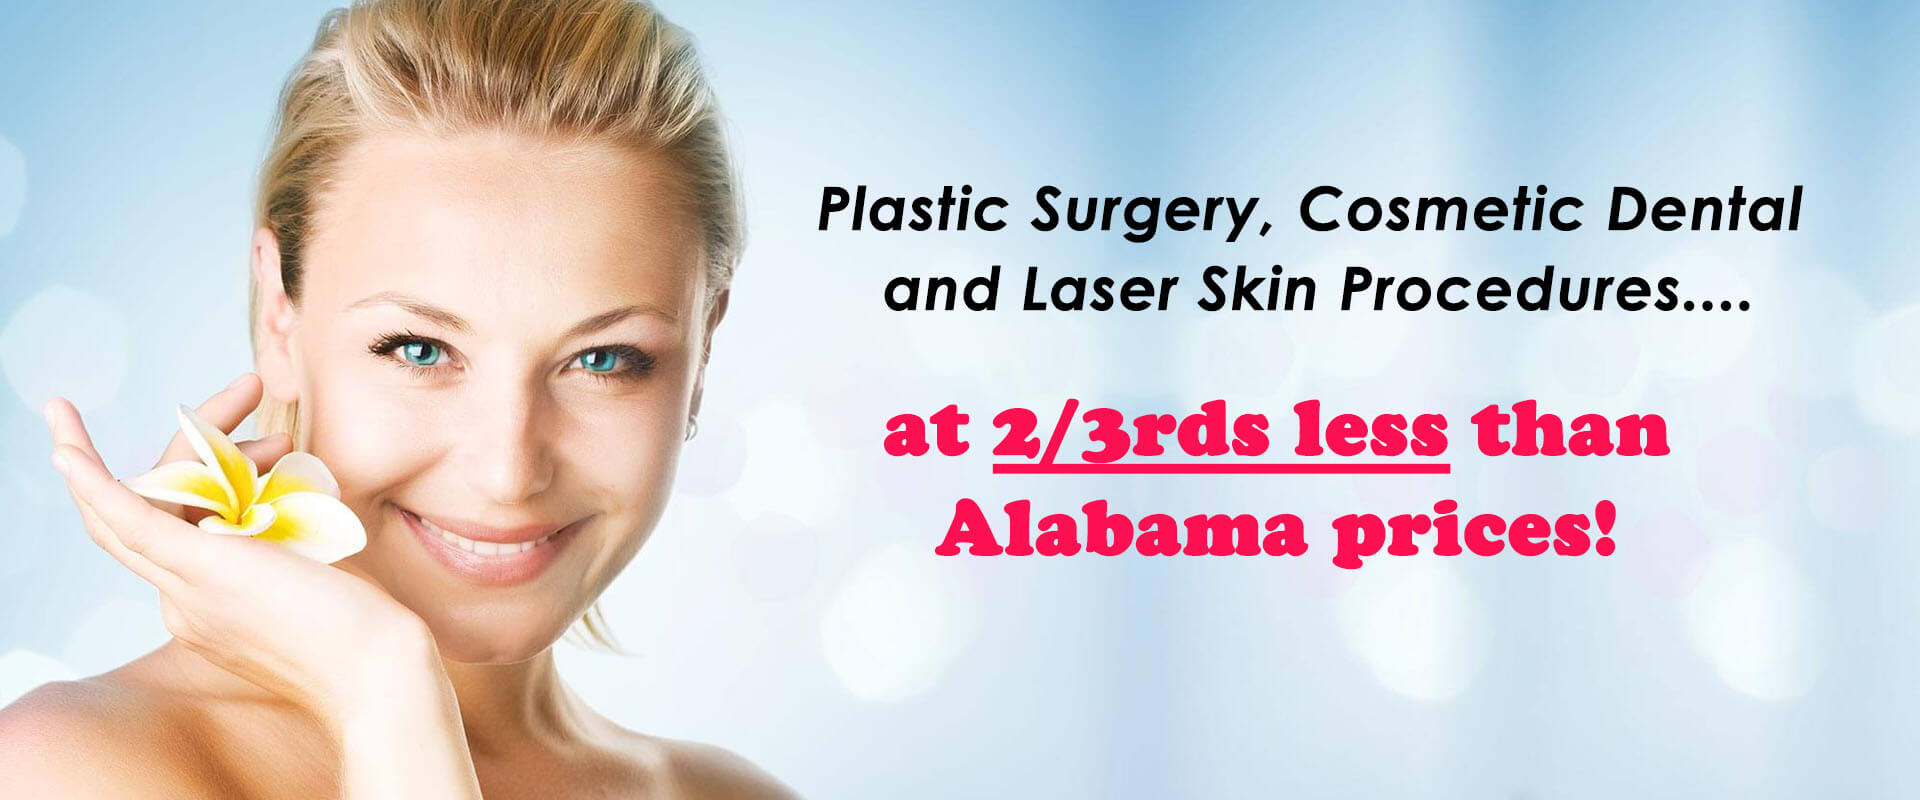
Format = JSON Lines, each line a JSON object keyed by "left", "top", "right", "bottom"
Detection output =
{"left": 418, "top": 601, "right": 577, "bottom": 664}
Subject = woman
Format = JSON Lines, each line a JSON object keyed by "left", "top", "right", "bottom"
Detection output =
{"left": 0, "top": 0, "right": 798, "bottom": 797}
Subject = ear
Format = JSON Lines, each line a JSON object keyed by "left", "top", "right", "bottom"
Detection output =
{"left": 688, "top": 288, "right": 729, "bottom": 420}
{"left": 250, "top": 227, "right": 302, "bottom": 405}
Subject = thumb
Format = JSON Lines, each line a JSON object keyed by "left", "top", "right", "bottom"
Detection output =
{"left": 237, "top": 433, "right": 294, "bottom": 472}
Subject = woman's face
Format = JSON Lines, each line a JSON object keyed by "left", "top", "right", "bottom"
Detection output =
{"left": 256, "top": 129, "right": 713, "bottom": 663}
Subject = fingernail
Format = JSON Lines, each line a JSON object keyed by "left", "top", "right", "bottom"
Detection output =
{"left": 50, "top": 449, "right": 70, "bottom": 475}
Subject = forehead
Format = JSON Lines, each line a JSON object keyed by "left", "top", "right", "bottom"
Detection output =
{"left": 300, "top": 129, "right": 704, "bottom": 319}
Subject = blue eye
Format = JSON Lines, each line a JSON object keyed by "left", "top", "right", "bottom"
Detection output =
{"left": 368, "top": 332, "right": 458, "bottom": 374}
{"left": 578, "top": 348, "right": 620, "bottom": 373}
{"left": 401, "top": 341, "right": 442, "bottom": 366}
{"left": 570, "top": 345, "right": 656, "bottom": 381}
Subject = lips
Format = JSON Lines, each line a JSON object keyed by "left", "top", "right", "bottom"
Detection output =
{"left": 395, "top": 505, "right": 583, "bottom": 585}
{"left": 410, "top": 512, "right": 560, "bottom": 555}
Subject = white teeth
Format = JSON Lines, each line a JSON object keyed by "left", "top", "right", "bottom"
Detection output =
{"left": 412, "top": 512, "right": 554, "bottom": 556}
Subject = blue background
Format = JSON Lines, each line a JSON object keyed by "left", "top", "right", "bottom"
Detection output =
{"left": 2, "top": 1, "right": 1917, "bottom": 797}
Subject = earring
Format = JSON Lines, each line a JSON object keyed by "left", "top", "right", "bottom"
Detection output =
{"left": 685, "top": 416, "right": 699, "bottom": 442}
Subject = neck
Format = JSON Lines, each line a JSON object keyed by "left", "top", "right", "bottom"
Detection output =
{"left": 442, "top": 648, "right": 591, "bottom": 756}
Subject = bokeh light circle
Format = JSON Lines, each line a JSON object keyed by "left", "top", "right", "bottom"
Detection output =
{"left": 1681, "top": 538, "right": 1821, "bottom": 700}
{"left": 1336, "top": 558, "right": 1488, "bottom": 702}
{"left": 1850, "top": 304, "right": 1920, "bottom": 434}
{"left": 1, "top": 285, "right": 130, "bottom": 413}
{"left": 820, "top": 541, "right": 978, "bottom": 702}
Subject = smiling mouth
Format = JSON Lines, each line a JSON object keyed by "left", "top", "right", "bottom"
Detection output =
{"left": 395, "top": 505, "right": 583, "bottom": 585}
{"left": 410, "top": 512, "right": 559, "bottom": 555}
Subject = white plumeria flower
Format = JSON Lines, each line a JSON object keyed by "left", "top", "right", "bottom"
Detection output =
{"left": 124, "top": 405, "right": 367, "bottom": 563}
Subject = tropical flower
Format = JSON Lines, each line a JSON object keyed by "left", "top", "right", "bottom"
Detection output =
{"left": 124, "top": 405, "right": 366, "bottom": 563}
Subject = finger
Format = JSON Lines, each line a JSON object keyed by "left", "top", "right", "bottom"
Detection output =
{"left": 71, "top": 488, "right": 184, "bottom": 593}
{"left": 54, "top": 444, "right": 206, "bottom": 576}
{"left": 237, "top": 434, "right": 293, "bottom": 471}
{"left": 48, "top": 398, "right": 191, "bottom": 520}
{"left": 41, "top": 409, "right": 180, "bottom": 585}
{"left": 156, "top": 373, "right": 265, "bottom": 466}
{"left": 43, "top": 397, "right": 105, "bottom": 463}
{"left": 39, "top": 430, "right": 185, "bottom": 591}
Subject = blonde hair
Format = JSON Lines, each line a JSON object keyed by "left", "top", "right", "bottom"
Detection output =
{"left": 250, "top": 0, "right": 743, "bottom": 649}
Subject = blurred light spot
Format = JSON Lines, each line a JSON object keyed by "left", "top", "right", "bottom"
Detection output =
{"left": 1299, "top": 306, "right": 1411, "bottom": 380}
{"left": 901, "top": 309, "right": 1100, "bottom": 398}
{"left": 901, "top": 312, "right": 1000, "bottom": 383}
{"left": 730, "top": 513, "right": 819, "bottom": 600}
{"left": 1851, "top": 304, "right": 1920, "bottom": 434}
{"left": 1523, "top": 314, "right": 1646, "bottom": 415}
{"left": 724, "top": 404, "right": 847, "bottom": 527}
{"left": 676, "top": 413, "right": 746, "bottom": 496}
{"left": 1694, "top": 429, "right": 1786, "bottom": 516}
{"left": 799, "top": 378, "right": 867, "bottom": 452}
{"left": 1804, "top": 444, "right": 1890, "bottom": 532}
{"left": 1625, "top": 509, "right": 1711, "bottom": 598}
{"left": 1631, "top": 246, "right": 1757, "bottom": 378}
{"left": 1764, "top": 268, "right": 1864, "bottom": 398}
{"left": 0, "top": 136, "right": 23, "bottom": 237}
{"left": 0, "top": 649, "right": 74, "bottom": 708}
{"left": 1176, "top": 310, "right": 1299, "bottom": 411}
{"left": 868, "top": 445, "right": 965, "bottom": 514}
{"left": 1682, "top": 538, "right": 1820, "bottom": 700}
{"left": 820, "top": 541, "right": 978, "bottom": 702}
{"left": 1337, "top": 558, "right": 1487, "bottom": 702}
{"left": 1, "top": 285, "right": 129, "bottom": 413}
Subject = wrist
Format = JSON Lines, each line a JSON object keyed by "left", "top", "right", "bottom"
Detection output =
{"left": 327, "top": 617, "right": 448, "bottom": 730}
{"left": 330, "top": 628, "right": 482, "bottom": 800}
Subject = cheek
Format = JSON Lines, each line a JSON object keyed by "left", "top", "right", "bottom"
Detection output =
{"left": 564, "top": 397, "right": 683, "bottom": 503}
{"left": 321, "top": 397, "right": 442, "bottom": 494}
{"left": 297, "top": 351, "right": 445, "bottom": 499}
{"left": 563, "top": 348, "right": 699, "bottom": 500}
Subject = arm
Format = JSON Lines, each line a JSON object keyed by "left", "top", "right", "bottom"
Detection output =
{"left": 334, "top": 628, "right": 483, "bottom": 800}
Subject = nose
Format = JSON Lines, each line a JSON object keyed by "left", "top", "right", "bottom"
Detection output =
{"left": 459, "top": 377, "right": 556, "bottom": 505}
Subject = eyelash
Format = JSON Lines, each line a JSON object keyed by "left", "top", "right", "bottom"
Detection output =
{"left": 366, "top": 331, "right": 657, "bottom": 383}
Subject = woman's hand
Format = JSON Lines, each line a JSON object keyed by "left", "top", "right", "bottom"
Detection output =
{"left": 46, "top": 374, "right": 485, "bottom": 799}
{"left": 43, "top": 374, "right": 435, "bottom": 726}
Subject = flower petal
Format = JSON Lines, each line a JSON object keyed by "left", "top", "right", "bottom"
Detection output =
{"left": 257, "top": 452, "right": 340, "bottom": 505}
{"left": 198, "top": 502, "right": 276, "bottom": 536}
{"left": 178, "top": 404, "right": 258, "bottom": 511}
{"left": 258, "top": 492, "right": 367, "bottom": 564}
{"left": 125, "top": 461, "right": 235, "bottom": 519}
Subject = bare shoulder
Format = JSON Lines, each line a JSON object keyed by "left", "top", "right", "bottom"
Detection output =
{"left": 663, "top": 738, "right": 804, "bottom": 800}
{"left": 0, "top": 675, "right": 217, "bottom": 797}
{"left": 617, "top": 730, "right": 804, "bottom": 800}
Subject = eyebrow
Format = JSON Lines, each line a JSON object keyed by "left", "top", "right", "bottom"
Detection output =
{"left": 346, "top": 291, "right": 679, "bottom": 334}
{"left": 564, "top": 304, "right": 679, "bottom": 336}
